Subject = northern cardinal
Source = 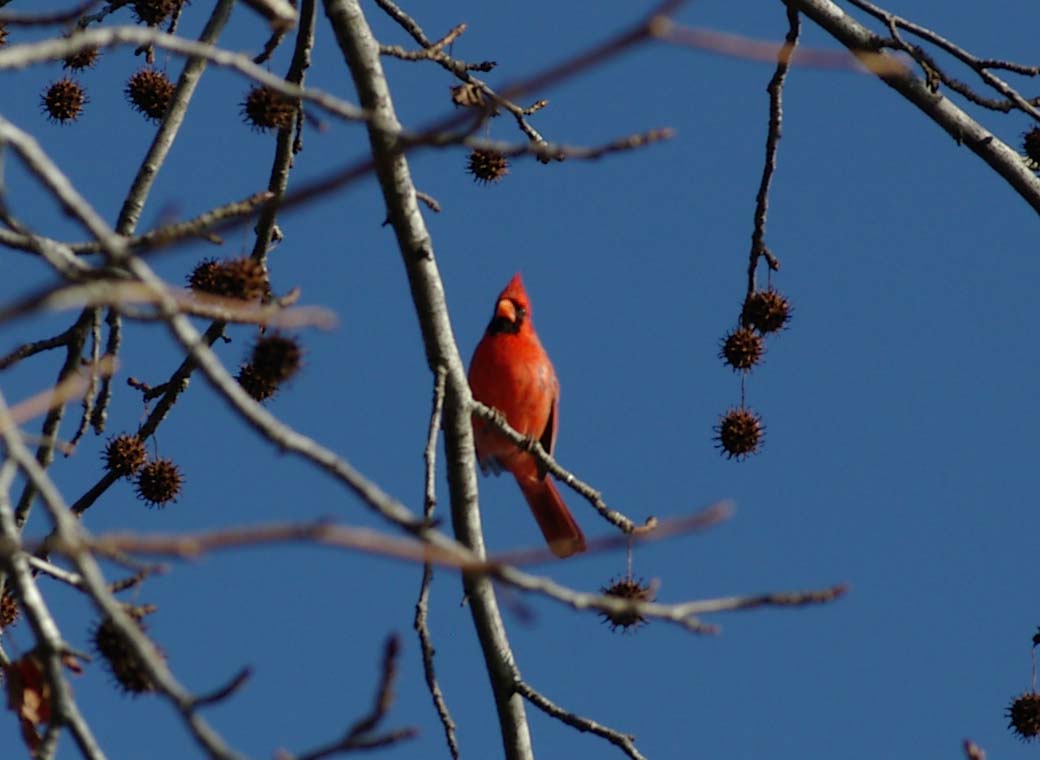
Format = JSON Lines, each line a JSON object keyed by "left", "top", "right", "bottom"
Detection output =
{"left": 468, "top": 273, "right": 586, "bottom": 558}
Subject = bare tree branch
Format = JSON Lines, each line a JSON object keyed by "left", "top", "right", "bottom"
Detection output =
{"left": 321, "top": 0, "right": 535, "bottom": 756}
{"left": 787, "top": 0, "right": 1040, "bottom": 214}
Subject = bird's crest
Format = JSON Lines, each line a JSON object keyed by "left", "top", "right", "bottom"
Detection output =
{"left": 498, "top": 272, "right": 530, "bottom": 310}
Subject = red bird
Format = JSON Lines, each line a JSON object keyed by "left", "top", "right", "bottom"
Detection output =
{"left": 468, "top": 273, "right": 586, "bottom": 558}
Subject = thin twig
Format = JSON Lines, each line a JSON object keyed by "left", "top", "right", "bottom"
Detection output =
{"left": 238, "top": 0, "right": 297, "bottom": 30}
{"left": 515, "top": 679, "right": 645, "bottom": 760}
{"left": 845, "top": 0, "right": 1040, "bottom": 118}
{"left": 423, "top": 367, "right": 446, "bottom": 519}
{"left": 657, "top": 21, "right": 907, "bottom": 76}
{"left": 26, "top": 556, "right": 84, "bottom": 589}
{"left": 448, "top": 128, "right": 675, "bottom": 163}
{"left": 747, "top": 5, "right": 799, "bottom": 295}
{"left": 76, "top": 509, "right": 844, "bottom": 636}
{"left": 191, "top": 668, "right": 253, "bottom": 708}
{"left": 252, "top": 0, "right": 318, "bottom": 265}
{"left": 414, "top": 367, "right": 459, "bottom": 758}
{"left": 0, "top": 324, "right": 76, "bottom": 371}
{"left": 68, "top": 308, "right": 103, "bottom": 450}
{"left": 89, "top": 307, "right": 120, "bottom": 434}
{"left": 471, "top": 401, "right": 639, "bottom": 533}
{"left": 13, "top": 309, "right": 92, "bottom": 528}
{"left": 288, "top": 635, "right": 417, "bottom": 760}
{"left": 0, "top": 278, "right": 336, "bottom": 331}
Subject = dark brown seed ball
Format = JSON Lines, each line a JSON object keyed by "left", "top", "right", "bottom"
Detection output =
{"left": 467, "top": 149, "right": 509, "bottom": 184}
{"left": 187, "top": 258, "right": 221, "bottom": 293}
{"left": 63, "top": 39, "right": 100, "bottom": 71}
{"left": 714, "top": 407, "right": 764, "bottom": 460}
{"left": 1023, "top": 128, "right": 1040, "bottom": 166}
{"left": 1008, "top": 692, "right": 1040, "bottom": 742}
{"left": 103, "top": 434, "right": 148, "bottom": 479}
{"left": 131, "top": 0, "right": 182, "bottom": 26}
{"left": 600, "top": 578, "right": 654, "bottom": 633}
{"left": 135, "top": 458, "right": 183, "bottom": 508}
{"left": 741, "top": 289, "right": 792, "bottom": 335}
{"left": 218, "top": 258, "right": 267, "bottom": 300}
{"left": 1, "top": 588, "right": 19, "bottom": 630}
{"left": 126, "top": 68, "right": 174, "bottom": 122}
{"left": 41, "top": 79, "right": 87, "bottom": 124}
{"left": 240, "top": 85, "right": 296, "bottom": 132}
{"left": 250, "top": 334, "right": 302, "bottom": 385}
{"left": 187, "top": 257, "right": 267, "bottom": 300}
{"left": 237, "top": 363, "right": 279, "bottom": 402}
{"left": 92, "top": 605, "right": 159, "bottom": 695}
{"left": 720, "top": 326, "right": 764, "bottom": 372}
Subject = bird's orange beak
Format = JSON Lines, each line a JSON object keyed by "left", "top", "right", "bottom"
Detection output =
{"left": 494, "top": 298, "right": 517, "bottom": 323}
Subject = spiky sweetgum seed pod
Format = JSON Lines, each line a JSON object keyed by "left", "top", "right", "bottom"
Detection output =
{"left": 714, "top": 407, "right": 764, "bottom": 460}
{"left": 188, "top": 257, "right": 267, "bottom": 300}
{"left": 741, "top": 289, "right": 792, "bottom": 335}
{"left": 103, "top": 434, "right": 147, "bottom": 479}
{"left": 131, "top": 0, "right": 181, "bottom": 26}
{"left": 1008, "top": 692, "right": 1040, "bottom": 741}
{"left": 467, "top": 149, "right": 509, "bottom": 184}
{"left": 250, "top": 334, "right": 302, "bottom": 384}
{"left": 41, "top": 79, "right": 87, "bottom": 124}
{"left": 92, "top": 605, "right": 159, "bottom": 694}
{"left": 241, "top": 85, "right": 296, "bottom": 131}
{"left": 600, "top": 578, "right": 654, "bottom": 633}
{"left": 720, "top": 326, "right": 764, "bottom": 372}
{"left": 187, "top": 258, "right": 221, "bottom": 293}
{"left": 1023, "top": 128, "right": 1040, "bottom": 167}
{"left": 237, "top": 363, "right": 279, "bottom": 402}
{"left": 218, "top": 257, "right": 267, "bottom": 300}
{"left": 1, "top": 588, "right": 19, "bottom": 629}
{"left": 126, "top": 68, "right": 174, "bottom": 122}
{"left": 135, "top": 458, "right": 183, "bottom": 508}
{"left": 63, "top": 43, "right": 100, "bottom": 71}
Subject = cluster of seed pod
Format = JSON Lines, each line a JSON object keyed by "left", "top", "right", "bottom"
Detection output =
{"left": 714, "top": 286, "right": 792, "bottom": 460}
{"left": 30, "top": 2, "right": 300, "bottom": 132}
{"left": 185, "top": 257, "right": 304, "bottom": 401}
{"left": 32, "top": 0, "right": 187, "bottom": 125}
{"left": 103, "top": 434, "right": 183, "bottom": 508}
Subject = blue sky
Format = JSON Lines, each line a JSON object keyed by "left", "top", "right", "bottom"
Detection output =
{"left": 2, "top": 0, "right": 1039, "bottom": 758}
